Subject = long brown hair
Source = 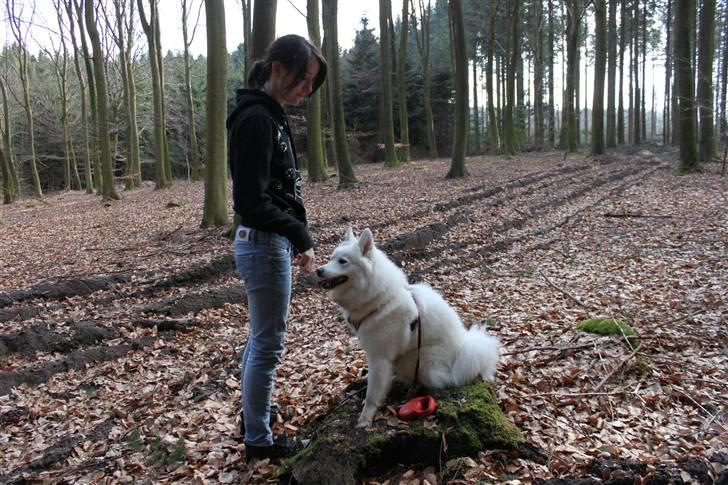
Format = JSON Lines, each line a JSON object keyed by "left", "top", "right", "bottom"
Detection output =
{"left": 247, "top": 34, "right": 327, "bottom": 96}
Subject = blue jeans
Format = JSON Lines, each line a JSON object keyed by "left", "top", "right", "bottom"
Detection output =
{"left": 234, "top": 225, "right": 293, "bottom": 446}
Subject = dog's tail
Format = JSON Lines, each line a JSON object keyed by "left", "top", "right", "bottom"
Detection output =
{"left": 452, "top": 326, "right": 500, "bottom": 383}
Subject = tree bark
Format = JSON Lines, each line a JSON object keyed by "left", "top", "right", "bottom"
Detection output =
{"left": 663, "top": 0, "right": 672, "bottom": 144}
{"left": 503, "top": 0, "right": 520, "bottom": 156}
{"left": 720, "top": 0, "right": 728, "bottom": 140}
{"left": 632, "top": 0, "right": 641, "bottom": 145}
{"left": 306, "top": 0, "right": 327, "bottom": 182}
{"left": 606, "top": 0, "right": 617, "bottom": 147}
{"left": 397, "top": 0, "right": 411, "bottom": 161}
{"left": 447, "top": 0, "right": 468, "bottom": 178}
{"left": 617, "top": 0, "right": 626, "bottom": 145}
{"left": 547, "top": 0, "right": 555, "bottom": 147}
{"left": 85, "top": 0, "right": 119, "bottom": 200}
{"left": 675, "top": 0, "right": 701, "bottom": 172}
{"left": 322, "top": 0, "right": 357, "bottom": 187}
{"left": 182, "top": 0, "right": 201, "bottom": 181}
{"left": 7, "top": 2, "right": 43, "bottom": 198}
{"left": 251, "top": 0, "right": 277, "bottom": 62}
{"left": 0, "top": 66, "right": 19, "bottom": 202}
{"left": 74, "top": 0, "right": 100, "bottom": 192}
{"left": 697, "top": 0, "right": 716, "bottom": 162}
{"left": 486, "top": 1, "right": 501, "bottom": 153}
{"left": 410, "top": 0, "right": 438, "bottom": 159}
{"left": 560, "top": 0, "right": 581, "bottom": 152}
{"left": 592, "top": 0, "right": 607, "bottom": 155}
{"left": 202, "top": 0, "right": 229, "bottom": 226}
{"left": 379, "top": 0, "right": 399, "bottom": 167}
{"left": 138, "top": 0, "right": 170, "bottom": 189}
{"left": 533, "top": 0, "right": 544, "bottom": 150}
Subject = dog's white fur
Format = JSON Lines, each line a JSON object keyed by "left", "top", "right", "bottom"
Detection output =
{"left": 316, "top": 228, "right": 500, "bottom": 427}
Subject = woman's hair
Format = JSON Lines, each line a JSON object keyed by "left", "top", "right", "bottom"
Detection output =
{"left": 247, "top": 34, "right": 327, "bottom": 96}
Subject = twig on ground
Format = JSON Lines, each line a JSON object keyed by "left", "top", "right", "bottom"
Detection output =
{"left": 503, "top": 341, "right": 604, "bottom": 356}
{"left": 594, "top": 342, "right": 643, "bottom": 392}
{"left": 603, "top": 212, "right": 673, "bottom": 218}
{"left": 533, "top": 390, "right": 627, "bottom": 398}
{"left": 539, "top": 270, "right": 591, "bottom": 309}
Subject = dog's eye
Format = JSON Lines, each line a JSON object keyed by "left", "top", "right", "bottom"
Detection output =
{"left": 338, "top": 258, "right": 348, "bottom": 265}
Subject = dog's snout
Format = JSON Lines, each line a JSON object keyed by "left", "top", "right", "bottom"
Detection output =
{"left": 316, "top": 267, "right": 324, "bottom": 277}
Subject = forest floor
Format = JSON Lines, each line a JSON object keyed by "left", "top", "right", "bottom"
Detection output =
{"left": 0, "top": 147, "right": 726, "bottom": 484}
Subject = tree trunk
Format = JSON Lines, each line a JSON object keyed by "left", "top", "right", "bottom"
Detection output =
{"left": 560, "top": 0, "right": 581, "bottom": 152}
{"left": 533, "top": 0, "right": 544, "bottom": 150}
{"left": 606, "top": 0, "right": 617, "bottom": 147}
{"left": 632, "top": 0, "right": 640, "bottom": 145}
{"left": 251, "top": 0, "right": 277, "bottom": 61}
{"left": 663, "top": 0, "right": 672, "bottom": 144}
{"left": 697, "top": 0, "right": 716, "bottom": 162}
{"left": 202, "top": 0, "right": 228, "bottom": 227}
{"left": 182, "top": 0, "right": 201, "bottom": 181}
{"left": 503, "top": 1, "right": 520, "bottom": 156}
{"left": 8, "top": 13, "right": 43, "bottom": 198}
{"left": 85, "top": 0, "right": 119, "bottom": 200}
{"left": 472, "top": 58, "right": 481, "bottom": 154}
{"left": 64, "top": 0, "right": 93, "bottom": 193}
{"left": 241, "top": 0, "right": 252, "bottom": 77}
{"left": 411, "top": 0, "right": 438, "bottom": 159}
{"left": 379, "top": 0, "right": 399, "bottom": 167}
{"left": 675, "top": 0, "right": 701, "bottom": 172}
{"left": 720, "top": 0, "right": 728, "bottom": 140}
{"left": 74, "top": 0, "right": 100, "bottom": 192}
{"left": 447, "top": 0, "right": 468, "bottom": 178}
{"left": 322, "top": 0, "right": 356, "bottom": 187}
{"left": 547, "top": 0, "right": 555, "bottom": 147}
{"left": 152, "top": 12, "right": 172, "bottom": 183}
{"left": 486, "top": 1, "right": 501, "bottom": 153}
{"left": 0, "top": 71, "right": 20, "bottom": 202}
{"left": 397, "top": 0, "right": 410, "bottom": 161}
{"left": 592, "top": 0, "right": 607, "bottom": 155}
{"left": 306, "top": 0, "right": 327, "bottom": 182}
{"left": 138, "top": 0, "right": 170, "bottom": 189}
{"left": 617, "top": 0, "right": 625, "bottom": 144}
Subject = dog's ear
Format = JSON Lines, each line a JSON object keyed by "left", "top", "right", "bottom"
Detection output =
{"left": 343, "top": 226, "right": 356, "bottom": 243}
{"left": 359, "top": 228, "right": 375, "bottom": 255}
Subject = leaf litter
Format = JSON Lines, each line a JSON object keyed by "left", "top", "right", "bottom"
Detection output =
{"left": 0, "top": 148, "right": 725, "bottom": 483}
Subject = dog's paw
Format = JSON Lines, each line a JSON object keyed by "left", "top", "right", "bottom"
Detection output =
{"left": 357, "top": 408, "right": 375, "bottom": 428}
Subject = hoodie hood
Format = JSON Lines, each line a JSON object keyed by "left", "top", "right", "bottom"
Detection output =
{"left": 226, "top": 88, "right": 284, "bottom": 130}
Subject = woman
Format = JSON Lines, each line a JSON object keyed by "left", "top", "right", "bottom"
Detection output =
{"left": 226, "top": 34, "right": 327, "bottom": 461}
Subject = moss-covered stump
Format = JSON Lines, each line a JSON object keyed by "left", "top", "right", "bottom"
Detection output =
{"left": 279, "top": 380, "right": 528, "bottom": 485}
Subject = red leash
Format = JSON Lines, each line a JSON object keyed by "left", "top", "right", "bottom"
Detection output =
{"left": 398, "top": 292, "right": 437, "bottom": 421}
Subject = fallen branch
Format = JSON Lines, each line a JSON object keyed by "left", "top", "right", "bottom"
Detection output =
{"left": 593, "top": 342, "right": 643, "bottom": 392}
{"left": 539, "top": 270, "right": 591, "bottom": 309}
{"left": 603, "top": 212, "right": 673, "bottom": 218}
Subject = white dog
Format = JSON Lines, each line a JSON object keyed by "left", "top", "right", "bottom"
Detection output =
{"left": 316, "top": 228, "right": 500, "bottom": 427}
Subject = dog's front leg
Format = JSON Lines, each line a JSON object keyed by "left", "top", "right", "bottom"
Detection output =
{"left": 357, "top": 359, "right": 393, "bottom": 428}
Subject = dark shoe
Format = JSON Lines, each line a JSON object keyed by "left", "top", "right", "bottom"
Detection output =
{"left": 240, "top": 403, "right": 279, "bottom": 437}
{"left": 245, "top": 434, "right": 305, "bottom": 462}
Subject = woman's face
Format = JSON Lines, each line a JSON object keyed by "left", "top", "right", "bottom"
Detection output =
{"left": 272, "top": 56, "right": 321, "bottom": 106}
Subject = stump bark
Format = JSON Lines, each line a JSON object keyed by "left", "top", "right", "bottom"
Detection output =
{"left": 279, "top": 380, "right": 530, "bottom": 485}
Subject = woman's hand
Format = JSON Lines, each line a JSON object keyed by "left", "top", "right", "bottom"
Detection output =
{"left": 295, "top": 248, "right": 316, "bottom": 273}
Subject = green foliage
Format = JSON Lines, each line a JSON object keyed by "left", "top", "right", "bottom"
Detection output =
{"left": 124, "top": 428, "right": 143, "bottom": 450}
{"left": 576, "top": 317, "right": 636, "bottom": 337}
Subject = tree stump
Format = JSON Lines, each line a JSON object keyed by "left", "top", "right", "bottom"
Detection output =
{"left": 279, "top": 380, "right": 531, "bottom": 485}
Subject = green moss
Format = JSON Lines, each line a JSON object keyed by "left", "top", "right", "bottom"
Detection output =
{"left": 627, "top": 357, "right": 652, "bottom": 376}
{"left": 577, "top": 317, "right": 636, "bottom": 337}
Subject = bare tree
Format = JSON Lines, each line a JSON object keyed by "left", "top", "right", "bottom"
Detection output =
{"left": 503, "top": 0, "right": 520, "bottom": 155}
{"left": 397, "top": 0, "right": 410, "bottom": 161}
{"left": 322, "top": 0, "right": 356, "bottom": 187}
{"left": 85, "top": 0, "right": 119, "bottom": 200}
{"left": 379, "top": 0, "right": 399, "bottom": 167}
{"left": 697, "top": 0, "right": 716, "bottom": 162}
{"left": 182, "top": 0, "right": 203, "bottom": 181}
{"left": 447, "top": 0, "right": 468, "bottom": 178}
{"left": 306, "top": 0, "right": 327, "bottom": 182}
{"left": 674, "top": 0, "right": 701, "bottom": 172}
{"left": 202, "top": 0, "right": 228, "bottom": 226}
{"left": 7, "top": 0, "right": 43, "bottom": 198}
{"left": 592, "top": 0, "right": 607, "bottom": 155}
{"left": 0, "top": 64, "right": 20, "bottom": 202}
{"left": 410, "top": 0, "right": 437, "bottom": 158}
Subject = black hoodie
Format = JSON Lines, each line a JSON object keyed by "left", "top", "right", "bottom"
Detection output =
{"left": 226, "top": 89, "right": 313, "bottom": 253}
